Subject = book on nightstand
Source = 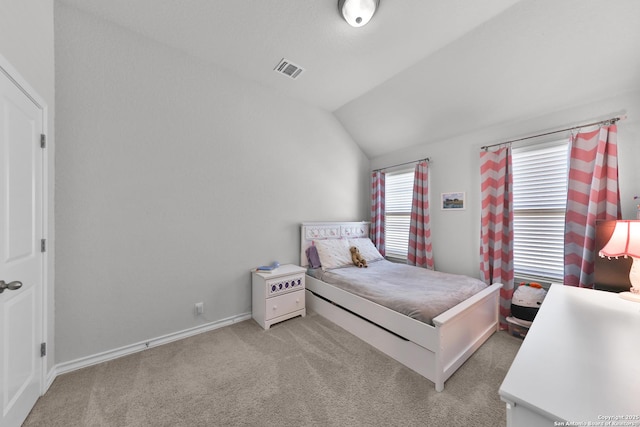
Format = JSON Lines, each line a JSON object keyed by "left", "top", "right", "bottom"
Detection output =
{"left": 255, "top": 262, "right": 280, "bottom": 274}
{"left": 255, "top": 267, "right": 279, "bottom": 274}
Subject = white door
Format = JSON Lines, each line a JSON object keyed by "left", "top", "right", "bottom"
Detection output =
{"left": 0, "top": 68, "right": 44, "bottom": 427}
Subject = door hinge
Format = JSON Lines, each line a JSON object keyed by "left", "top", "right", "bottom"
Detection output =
{"left": 41, "top": 342, "right": 46, "bottom": 357}
{"left": 40, "top": 134, "right": 46, "bottom": 149}
{"left": 41, "top": 239, "right": 46, "bottom": 253}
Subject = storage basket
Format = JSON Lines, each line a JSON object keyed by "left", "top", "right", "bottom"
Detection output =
{"left": 506, "top": 316, "right": 530, "bottom": 339}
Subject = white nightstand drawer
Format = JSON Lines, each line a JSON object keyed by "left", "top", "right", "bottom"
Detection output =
{"left": 266, "top": 274, "right": 305, "bottom": 297}
{"left": 265, "top": 290, "right": 304, "bottom": 321}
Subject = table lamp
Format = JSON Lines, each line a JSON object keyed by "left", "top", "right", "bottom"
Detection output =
{"left": 599, "top": 220, "right": 640, "bottom": 302}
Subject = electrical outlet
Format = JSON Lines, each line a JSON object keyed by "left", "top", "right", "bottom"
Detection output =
{"left": 195, "top": 302, "right": 204, "bottom": 316}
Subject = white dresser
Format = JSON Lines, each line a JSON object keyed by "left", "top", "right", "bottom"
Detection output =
{"left": 252, "top": 264, "right": 306, "bottom": 330}
{"left": 500, "top": 284, "right": 640, "bottom": 426}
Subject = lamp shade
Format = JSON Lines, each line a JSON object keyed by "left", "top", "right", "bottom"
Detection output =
{"left": 599, "top": 220, "right": 640, "bottom": 258}
{"left": 339, "top": 0, "right": 379, "bottom": 27}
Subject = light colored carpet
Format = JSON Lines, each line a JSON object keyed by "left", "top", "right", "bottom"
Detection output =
{"left": 24, "top": 313, "right": 522, "bottom": 426}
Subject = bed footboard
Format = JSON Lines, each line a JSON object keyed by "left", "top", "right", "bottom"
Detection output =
{"left": 433, "top": 282, "right": 502, "bottom": 390}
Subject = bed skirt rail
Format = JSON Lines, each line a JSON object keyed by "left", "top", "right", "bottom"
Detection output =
{"left": 305, "top": 275, "right": 437, "bottom": 349}
{"left": 305, "top": 289, "right": 438, "bottom": 380}
{"left": 305, "top": 276, "right": 502, "bottom": 392}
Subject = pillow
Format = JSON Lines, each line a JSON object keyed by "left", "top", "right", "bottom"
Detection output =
{"left": 305, "top": 246, "right": 322, "bottom": 269}
{"left": 313, "top": 238, "right": 352, "bottom": 270}
{"left": 348, "top": 238, "right": 384, "bottom": 262}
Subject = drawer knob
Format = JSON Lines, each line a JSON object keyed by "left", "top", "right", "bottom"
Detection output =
{"left": 272, "top": 306, "right": 277, "bottom": 310}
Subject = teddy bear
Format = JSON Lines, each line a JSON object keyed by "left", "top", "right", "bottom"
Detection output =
{"left": 350, "top": 246, "right": 368, "bottom": 268}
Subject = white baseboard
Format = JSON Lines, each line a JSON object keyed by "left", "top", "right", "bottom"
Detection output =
{"left": 51, "top": 312, "right": 252, "bottom": 379}
{"left": 44, "top": 367, "right": 57, "bottom": 392}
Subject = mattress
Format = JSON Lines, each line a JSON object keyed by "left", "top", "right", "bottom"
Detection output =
{"left": 308, "top": 260, "right": 487, "bottom": 325}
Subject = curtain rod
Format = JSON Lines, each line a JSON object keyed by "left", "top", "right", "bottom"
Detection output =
{"left": 372, "top": 157, "right": 430, "bottom": 173}
{"left": 480, "top": 115, "right": 626, "bottom": 151}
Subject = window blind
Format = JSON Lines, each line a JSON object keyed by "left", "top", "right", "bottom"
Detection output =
{"left": 385, "top": 170, "right": 413, "bottom": 259}
{"left": 512, "top": 140, "right": 569, "bottom": 282}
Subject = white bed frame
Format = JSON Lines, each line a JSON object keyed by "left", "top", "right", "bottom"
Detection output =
{"left": 300, "top": 221, "right": 502, "bottom": 392}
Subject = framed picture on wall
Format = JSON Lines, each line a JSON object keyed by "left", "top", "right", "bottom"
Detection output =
{"left": 441, "top": 192, "right": 465, "bottom": 210}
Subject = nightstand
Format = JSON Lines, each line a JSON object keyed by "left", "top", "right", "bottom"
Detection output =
{"left": 251, "top": 264, "right": 306, "bottom": 330}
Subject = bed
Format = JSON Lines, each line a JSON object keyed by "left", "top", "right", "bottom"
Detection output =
{"left": 300, "top": 221, "right": 503, "bottom": 392}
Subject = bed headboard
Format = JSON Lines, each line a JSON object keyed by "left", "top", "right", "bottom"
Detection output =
{"left": 300, "top": 221, "right": 370, "bottom": 267}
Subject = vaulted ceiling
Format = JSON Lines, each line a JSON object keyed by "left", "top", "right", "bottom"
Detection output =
{"left": 57, "top": 0, "right": 640, "bottom": 158}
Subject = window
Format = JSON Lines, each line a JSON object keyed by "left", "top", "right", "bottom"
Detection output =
{"left": 384, "top": 169, "right": 413, "bottom": 260}
{"left": 512, "top": 139, "right": 569, "bottom": 282}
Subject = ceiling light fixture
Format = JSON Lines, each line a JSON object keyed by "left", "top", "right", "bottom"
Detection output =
{"left": 338, "top": 0, "right": 379, "bottom": 28}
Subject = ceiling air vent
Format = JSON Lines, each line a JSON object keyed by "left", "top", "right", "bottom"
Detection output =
{"left": 274, "top": 58, "right": 304, "bottom": 80}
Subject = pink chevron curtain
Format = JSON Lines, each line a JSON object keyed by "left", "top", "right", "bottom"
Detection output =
{"left": 371, "top": 170, "right": 386, "bottom": 256}
{"left": 564, "top": 125, "right": 621, "bottom": 288}
{"left": 480, "top": 147, "right": 514, "bottom": 329}
{"left": 408, "top": 161, "right": 434, "bottom": 269}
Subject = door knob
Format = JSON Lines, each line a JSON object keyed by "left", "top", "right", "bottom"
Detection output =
{"left": 0, "top": 280, "right": 22, "bottom": 294}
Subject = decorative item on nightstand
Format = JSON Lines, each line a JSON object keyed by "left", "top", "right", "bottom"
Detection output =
{"left": 599, "top": 220, "right": 640, "bottom": 302}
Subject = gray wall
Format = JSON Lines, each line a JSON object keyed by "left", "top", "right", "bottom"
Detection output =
{"left": 0, "top": 0, "right": 56, "bottom": 374}
{"left": 54, "top": 4, "right": 370, "bottom": 364}
{"left": 372, "top": 90, "right": 640, "bottom": 279}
